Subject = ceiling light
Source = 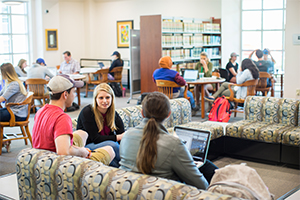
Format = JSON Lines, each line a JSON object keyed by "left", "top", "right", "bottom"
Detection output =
{"left": 2, "top": 0, "right": 26, "bottom": 6}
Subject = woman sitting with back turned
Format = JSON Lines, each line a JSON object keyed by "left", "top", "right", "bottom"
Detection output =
{"left": 204, "top": 58, "right": 259, "bottom": 102}
{"left": 119, "top": 92, "right": 218, "bottom": 189}
{"left": 77, "top": 83, "right": 125, "bottom": 167}
{"left": 0, "top": 63, "right": 28, "bottom": 151}
{"left": 108, "top": 51, "right": 124, "bottom": 80}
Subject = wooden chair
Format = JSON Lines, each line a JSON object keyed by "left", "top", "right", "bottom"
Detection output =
{"left": 156, "top": 80, "right": 189, "bottom": 100}
{"left": 0, "top": 92, "right": 33, "bottom": 155}
{"left": 256, "top": 72, "right": 275, "bottom": 97}
{"left": 212, "top": 71, "right": 220, "bottom": 78}
{"left": 108, "top": 66, "right": 123, "bottom": 90}
{"left": 226, "top": 79, "right": 258, "bottom": 117}
{"left": 25, "top": 78, "right": 49, "bottom": 113}
{"left": 85, "top": 68, "right": 109, "bottom": 97}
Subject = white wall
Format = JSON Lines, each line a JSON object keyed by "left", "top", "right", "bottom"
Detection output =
{"left": 94, "top": 0, "right": 221, "bottom": 59}
{"left": 283, "top": 0, "right": 300, "bottom": 99}
{"left": 221, "top": 0, "right": 241, "bottom": 68}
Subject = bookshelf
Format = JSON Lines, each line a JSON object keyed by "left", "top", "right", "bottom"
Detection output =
{"left": 140, "top": 15, "right": 221, "bottom": 93}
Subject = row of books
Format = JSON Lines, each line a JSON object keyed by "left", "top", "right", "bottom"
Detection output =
{"left": 172, "top": 61, "right": 220, "bottom": 72}
{"left": 211, "top": 60, "right": 221, "bottom": 68}
{"left": 203, "top": 35, "right": 221, "bottom": 45}
{"left": 162, "top": 47, "right": 220, "bottom": 60}
{"left": 162, "top": 21, "right": 221, "bottom": 33}
{"left": 162, "top": 35, "right": 220, "bottom": 46}
{"left": 202, "top": 47, "right": 221, "bottom": 58}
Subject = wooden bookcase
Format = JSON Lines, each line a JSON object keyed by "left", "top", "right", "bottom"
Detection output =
{"left": 140, "top": 15, "right": 221, "bottom": 93}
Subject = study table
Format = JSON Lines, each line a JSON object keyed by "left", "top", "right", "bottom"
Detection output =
{"left": 186, "top": 78, "right": 225, "bottom": 119}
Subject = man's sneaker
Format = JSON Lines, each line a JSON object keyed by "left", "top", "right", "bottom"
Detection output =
{"left": 66, "top": 106, "right": 76, "bottom": 112}
{"left": 204, "top": 96, "right": 215, "bottom": 102}
{"left": 192, "top": 110, "right": 197, "bottom": 116}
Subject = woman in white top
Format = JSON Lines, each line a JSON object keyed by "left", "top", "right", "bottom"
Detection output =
{"left": 205, "top": 58, "right": 259, "bottom": 101}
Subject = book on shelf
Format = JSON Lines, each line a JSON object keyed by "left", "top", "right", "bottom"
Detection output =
{"left": 162, "top": 20, "right": 220, "bottom": 33}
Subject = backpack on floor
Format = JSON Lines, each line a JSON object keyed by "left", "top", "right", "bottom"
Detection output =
{"left": 208, "top": 96, "right": 231, "bottom": 122}
{"left": 208, "top": 164, "right": 274, "bottom": 200}
{"left": 109, "top": 82, "right": 122, "bottom": 97}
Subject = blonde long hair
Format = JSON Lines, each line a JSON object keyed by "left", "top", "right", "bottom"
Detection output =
{"left": 1, "top": 63, "right": 27, "bottom": 95}
{"left": 92, "top": 83, "right": 117, "bottom": 133}
{"left": 136, "top": 92, "right": 171, "bottom": 174}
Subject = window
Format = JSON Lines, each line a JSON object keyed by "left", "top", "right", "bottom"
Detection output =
{"left": 0, "top": 2, "right": 29, "bottom": 66}
{"left": 241, "top": 0, "right": 286, "bottom": 72}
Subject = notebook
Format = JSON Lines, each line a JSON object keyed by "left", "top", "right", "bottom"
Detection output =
{"left": 174, "top": 126, "right": 211, "bottom": 168}
{"left": 183, "top": 70, "right": 198, "bottom": 81}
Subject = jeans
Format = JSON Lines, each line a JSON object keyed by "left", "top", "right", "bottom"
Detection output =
{"left": 199, "top": 159, "right": 218, "bottom": 183}
{"left": 179, "top": 87, "right": 196, "bottom": 108}
{"left": 85, "top": 140, "right": 120, "bottom": 168}
{"left": 0, "top": 108, "right": 27, "bottom": 122}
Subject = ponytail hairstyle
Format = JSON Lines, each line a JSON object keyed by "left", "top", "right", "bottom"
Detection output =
{"left": 1, "top": 63, "right": 27, "bottom": 96}
{"left": 136, "top": 92, "right": 171, "bottom": 174}
{"left": 241, "top": 58, "right": 259, "bottom": 79}
{"left": 118, "top": 52, "right": 123, "bottom": 65}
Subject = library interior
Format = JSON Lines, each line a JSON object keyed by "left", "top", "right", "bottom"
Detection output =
{"left": 0, "top": 0, "right": 299, "bottom": 199}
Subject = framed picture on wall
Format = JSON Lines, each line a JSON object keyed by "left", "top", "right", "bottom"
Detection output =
{"left": 117, "top": 20, "right": 133, "bottom": 48}
{"left": 45, "top": 29, "right": 58, "bottom": 51}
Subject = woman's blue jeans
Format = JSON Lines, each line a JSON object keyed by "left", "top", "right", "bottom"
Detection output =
{"left": 0, "top": 108, "right": 26, "bottom": 122}
{"left": 179, "top": 87, "right": 196, "bottom": 108}
{"left": 85, "top": 140, "right": 120, "bottom": 168}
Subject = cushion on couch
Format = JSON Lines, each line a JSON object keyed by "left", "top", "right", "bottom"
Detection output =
{"left": 16, "top": 148, "right": 236, "bottom": 200}
{"left": 282, "top": 127, "right": 300, "bottom": 146}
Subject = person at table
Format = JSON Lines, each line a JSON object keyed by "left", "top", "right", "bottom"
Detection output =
{"left": 152, "top": 56, "right": 199, "bottom": 116}
{"left": 27, "top": 58, "right": 54, "bottom": 99}
{"left": 0, "top": 63, "right": 28, "bottom": 152}
{"left": 32, "top": 75, "right": 115, "bottom": 165}
{"left": 263, "top": 48, "right": 276, "bottom": 74}
{"left": 58, "top": 51, "right": 80, "bottom": 75}
{"left": 14, "top": 59, "right": 27, "bottom": 77}
{"left": 204, "top": 58, "right": 259, "bottom": 102}
{"left": 248, "top": 49, "right": 271, "bottom": 73}
{"left": 119, "top": 92, "right": 218, "bottom": 189}
{"left": 107, "top": 51, "right": 124, "bottom": 80}
{"left": 76, "top": 83, "right": 125, "bottom": 167}
{"left": 226, "top": 52, "right": 239, "bottom": 83}
{"left": 194, "top": 52, "right": 213, "bottom": 106}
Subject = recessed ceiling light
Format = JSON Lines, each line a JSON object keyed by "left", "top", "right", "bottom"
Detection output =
{"left": 2, "top": 0, "right": 26, "bottom": 6}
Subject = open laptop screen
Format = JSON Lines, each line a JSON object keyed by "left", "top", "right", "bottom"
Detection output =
{"left": 183, "top": 70, "right": 198, "bottom": 81}
{"left": 174, "top": 126, "right": 211, "bottom": 162}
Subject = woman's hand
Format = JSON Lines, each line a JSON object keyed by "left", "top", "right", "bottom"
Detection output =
{"left": 200, "top": 59, "right": 208, "bottom": 73}
{"left": 116, "top": 132, "right": 125, "bottom": 141}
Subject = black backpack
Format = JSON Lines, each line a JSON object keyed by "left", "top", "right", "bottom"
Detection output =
{"left": 109, "top": 82, "right": 122, "bottom": 97}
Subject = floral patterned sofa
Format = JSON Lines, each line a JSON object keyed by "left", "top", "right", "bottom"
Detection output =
{"left": 116, "top": 98, "right": 224, "bottom": 140}
{"left": 16, "top": 148, "right": 236, "bottom": 200}
{"left": 225, "top": 96, "right": 300, "bottom": 166}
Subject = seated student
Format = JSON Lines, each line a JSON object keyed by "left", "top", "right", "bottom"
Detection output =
{"left": 76, "top": 83, "right": 125, "bottom": 167}
{"left": 152, "top": 56, "right": 199, "bottom": 115}
{"left": 263, "top": 49, "right": 276, "bottom": 74}
{"left": 194, "top": 52, "right": 213, "bottom": 106}
{"left": 14, "top": 59, "right": 27, "bottom": 77}
{"left": 59, "top": 51, "right": 80, "bottom": 75}
{"left": 249, "top": 49, "right": 271, "bottom": 73}
{"left": 226, "top": 52, "right": 239, "bottom": 83}
{"left": 204, "top": 58, "right": 259, "bottom": 102}
{"left": 27, "top": 58, "right": 54, "bottom": 96}
{"left": 0, "top": 63, "right": 28, "bottom": 151}
{"left": 108, "top": 51, "right": 124, "bottom": 80}
{"left": 119, "top": 92, "right": 218, "bottom": 189}
{"left": 32, "top": 75, "right": 115, "bottom": 165}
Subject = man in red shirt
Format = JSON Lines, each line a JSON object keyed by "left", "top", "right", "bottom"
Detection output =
{"left": 32, "top": 75, "right": 115, "bottom": 165}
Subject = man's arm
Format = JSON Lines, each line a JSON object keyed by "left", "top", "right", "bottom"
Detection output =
{"left": 73, "top": 61, "right": 80, "bottom": 74}
{"left": 55, "top": 134, "right": 89, "bottom": 158}
{"left": 269, "top": 51, "right": 276, "bottom": 64}
{"left": 0, "top": 96, "right": 5, "bottom": 103}
{"left": 248, "top": 49, "right": 256, "bottom": 59}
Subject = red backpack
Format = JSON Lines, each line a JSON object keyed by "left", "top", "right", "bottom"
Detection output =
{"left": 208, "top": 96, "right": 231, "bottom": 122}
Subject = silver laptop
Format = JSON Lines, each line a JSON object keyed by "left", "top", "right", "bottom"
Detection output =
{"left": 183, "top": 70, "right": 198, "bottom": 81}
{"left": 174, "top": 126, "right": 211, "bottom": 168}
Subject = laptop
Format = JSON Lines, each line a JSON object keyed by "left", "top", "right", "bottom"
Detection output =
{"left": 183, "top": 70, "right": 198, "bottom": 81}
{"left": 174, "top": 126, "right": 211, "bottom": 168}
{"left": 98, "top": 62, "right": 105, "bottom": 69}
